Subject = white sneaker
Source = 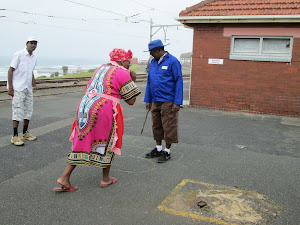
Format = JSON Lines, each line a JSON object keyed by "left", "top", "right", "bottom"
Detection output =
{"left": 11, "top": 136, "right": 24, "bottom": 146}
{"left": 21, "top": 132, "right": 37, "bottom": 141}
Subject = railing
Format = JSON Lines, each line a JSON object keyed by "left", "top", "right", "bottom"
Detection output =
{"left": 0, "top": 72, "right": 190, "bottom": 93}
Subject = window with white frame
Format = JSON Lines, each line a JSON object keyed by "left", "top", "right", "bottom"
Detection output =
{"left": 230, "top": 36, "right": 293, "bottom": 62}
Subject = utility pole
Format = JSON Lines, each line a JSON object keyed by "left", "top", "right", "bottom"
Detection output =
{"left": 150, "top": 18, "right": 153, "bottom": 42}
{"left": 150, "top": 18, "right": 182, "bottom": 42}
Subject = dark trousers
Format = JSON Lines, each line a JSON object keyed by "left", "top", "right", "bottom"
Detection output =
{"left": 151, "top": 102, "right": 178, "bottom": 144}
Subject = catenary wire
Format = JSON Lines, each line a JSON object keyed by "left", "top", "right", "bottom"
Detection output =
{"left": 1, "top": 18, "right": 148, "bottom": 39}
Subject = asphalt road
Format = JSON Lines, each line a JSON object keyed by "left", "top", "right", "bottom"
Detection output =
{"left": 0, "top": 81, "right": 299, "bottom": 224}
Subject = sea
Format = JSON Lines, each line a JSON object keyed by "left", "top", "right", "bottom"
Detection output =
{"left": 0, "top": 57, "right": 104, "bottom": 81}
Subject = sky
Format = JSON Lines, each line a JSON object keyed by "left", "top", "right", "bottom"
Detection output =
{"left": 0, "top": 0, "right": 201, "bottom": 66}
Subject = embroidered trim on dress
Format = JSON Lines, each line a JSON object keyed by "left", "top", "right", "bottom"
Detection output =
{"left": 67, "top": 150, "right": 115, "bottom": 168}
{"left": 120, "top": 81, "right": 141, "bottom": 102}
{"left": 110, "top": 101, "right": 121, "bottom": 155}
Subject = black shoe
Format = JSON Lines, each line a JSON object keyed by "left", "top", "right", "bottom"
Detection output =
{"left": 145, "top": 148, "right": 163, "bottom": 158}
{"left": 157, "top": 151, "right": 171, "bottom": 163}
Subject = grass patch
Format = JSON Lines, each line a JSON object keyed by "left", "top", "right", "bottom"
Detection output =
{"left": 57, "top": 72, "right": 94, "bottom": 79}
{"left": 129, "top": 64, "right": 140, "bottom": 71}
{"left": 36, "top": 72, "right": 93, "bottom": 79}
{"left": 36, "top": 64, "right": 141, "bottom": 79}
{"left": 201, "top": 205, "right": 212, "bottom": 212}
{"left": 276, "top": 205, "right": 285, "bottom": 211}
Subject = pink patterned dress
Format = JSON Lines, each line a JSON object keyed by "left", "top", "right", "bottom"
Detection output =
{"left": 67, "top": 62, "right": 141, "bottom": 168}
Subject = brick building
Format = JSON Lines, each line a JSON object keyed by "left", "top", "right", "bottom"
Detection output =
{"left": 131, "top": 57, "right": 138, "bottom": 65}
{"left": 177, "top": 0, "right": 300, "bottom": 117}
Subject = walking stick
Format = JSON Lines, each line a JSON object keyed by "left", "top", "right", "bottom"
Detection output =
{"left": 141, "top": 110, "right": 150, "bottom": 134}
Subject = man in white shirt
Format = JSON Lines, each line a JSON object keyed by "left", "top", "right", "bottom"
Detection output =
{"left": 7, "top": 37, "right": 38, "bottom": 146}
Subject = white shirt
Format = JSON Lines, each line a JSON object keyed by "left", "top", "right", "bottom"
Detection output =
{"left": 158, "top": 52, "right": 167, "bottom": 64}
{"left": 9, "top": 48, "right": 37, "bottom": 91}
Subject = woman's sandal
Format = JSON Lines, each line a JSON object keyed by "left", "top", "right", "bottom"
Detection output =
{"left": 53, "top": 185, "right": 78, "bottom": 192}
{"left": 100, "top": 177, "right": 117, "bottom": 187}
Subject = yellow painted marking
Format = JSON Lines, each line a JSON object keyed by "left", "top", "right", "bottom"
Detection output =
{"left": 157, "top": 179, "right": 239, "bottom": 225}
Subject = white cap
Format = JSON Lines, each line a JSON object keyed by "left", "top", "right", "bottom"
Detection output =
{"left": 27, "top": 37, "right": 38, "bottom": 42}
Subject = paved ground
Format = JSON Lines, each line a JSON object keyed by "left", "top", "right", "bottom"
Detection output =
{"left": 0, "top": 80, "right": 299, "bottom": 224}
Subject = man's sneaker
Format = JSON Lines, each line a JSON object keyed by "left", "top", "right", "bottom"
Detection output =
{"left": 145, "top": 148, "right": 163, "bottom": 158}
{"left": 11, "top": 136, "right": 24, "bottom": 146}
{"left": 157, "top": 151, "right": 171, "bottom": 163}
{"left": 21, "top": 132, "right": 37, "bottom": 141}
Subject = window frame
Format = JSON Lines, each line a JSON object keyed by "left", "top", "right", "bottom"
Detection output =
{"left": 229, "top": 36, "right": 293, "bottom": 62}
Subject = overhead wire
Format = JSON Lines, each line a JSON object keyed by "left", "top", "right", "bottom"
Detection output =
{"left": 120, "top": 1, "right": 182, "bottom": 27}
{"left": 1, "top": 8, "right": 87, "bottom": 21}
{"left": 1, "top": 17, "right": 148, "bottom": 39}
{"left": 1, "top": 4, "right": 151, "bottom": 24}
{"left": 0, "top": 3, "right": 173, "bottom": 25}
{"left": 128, "top": 0, "right": 174, "bottom": 15}
{"left": 2, "top": 18, "right": 36, "bottom": 24}
{"left": 167, "top": 25, "right": 191, "bottom": 33}
{"left": 0, "top": 5, "right": 152, "bottom": 34}
{"left": 0, "top": 3, "right": 190, "bottom": 41}
{"left": 65, "top": 0, "right": 125, "bottom": 17}
{"left": 1, "top": 8, "right": 125, "bottom": 22}
{"left": 1, "top": 1, "right": 177, "bottom": 21}
{"left": 64, "top": 0, "right": 152, "bottom": 23}
{"left": 128, "top": 8, "right": 154, "bottom": 19}
{"left": 0, "top": 8, "right": 153, "bottom": 26}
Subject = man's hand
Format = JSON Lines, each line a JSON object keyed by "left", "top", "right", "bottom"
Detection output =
{"left": 172, "top": 104, "right": 180, "bottom": 112}
{"left": 8, "top": 89, "right": 14, "bottom": 97}
{"left": 146, "top": 103, "right": 151, "bottom": 110}
{"left": 32, "top": 86, "right": 37, "bottom": 93}
{"left": 129, "top": 70, "right": 137, "bottom": 82}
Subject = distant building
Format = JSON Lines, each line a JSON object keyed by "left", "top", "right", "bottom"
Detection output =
{"left": 177, "top": 0, "right": 300, "bottom": 117}
{"left": 180, "top": 52, "right": 192, "bottom": 67}
{"left": 131, "top": 57, "right": 138, "bottom": 64}
{"left": 139, "top": 60, "right": 148, "bottom": 65}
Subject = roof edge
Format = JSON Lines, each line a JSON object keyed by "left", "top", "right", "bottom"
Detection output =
{"left": 176, "top": 15, "right": 300, "bottom": 24}
{"left": 179, "top": 0, "right": 220, "bottom": 16}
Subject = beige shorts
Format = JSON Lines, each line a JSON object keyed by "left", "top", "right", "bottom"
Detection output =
{"left": 151, "top": 102, "right": 179, "bottom": 144}
{"left": 12, "top": 89, "right": 33, "bottom": 121}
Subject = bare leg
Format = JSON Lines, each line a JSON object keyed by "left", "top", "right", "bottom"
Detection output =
{"left": 156, "top": 140, "right": 162, "bottom": 145}
{"left": 166, "top": 143, "right": 171, "bottom": 149}
{"left": 57, "top": 164, "right": 76, "bottom": 187}
{"left": 13, "top": 120, "right": 19, "bottom": 128}
{"left": 24, "top": 119, "right": 29, "bottom": 126}
{"left": 101, "top": 165, "right": 114, "bottom": 185}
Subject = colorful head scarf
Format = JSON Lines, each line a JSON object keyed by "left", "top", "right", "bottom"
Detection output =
{"left": 109, "top": 48, "right": 133, "bottom": 61}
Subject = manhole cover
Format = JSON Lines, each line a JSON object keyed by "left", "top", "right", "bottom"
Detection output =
{"left": 158, "top": 179, "right": 281, "bottom": 225}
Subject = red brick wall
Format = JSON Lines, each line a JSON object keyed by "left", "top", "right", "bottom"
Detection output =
{"left": 190, "top": 24, "right": 300, "bottom": 117}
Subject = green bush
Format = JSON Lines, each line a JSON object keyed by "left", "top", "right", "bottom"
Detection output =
{"left": 88, "top": 68, "right": 96, "bottom": 73}
{"left": 37, "top": 76, "right": 47, "bottom": 79}
{"left": 62, "top": 66, "right": 68, "bottom": 75}
{"left": 51, "top": 72, "right": 59, "bottom": 77}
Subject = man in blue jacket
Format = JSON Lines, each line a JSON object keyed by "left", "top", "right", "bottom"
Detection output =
{"left": 144, "top": 39, "right": 183, "bottom": 163}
